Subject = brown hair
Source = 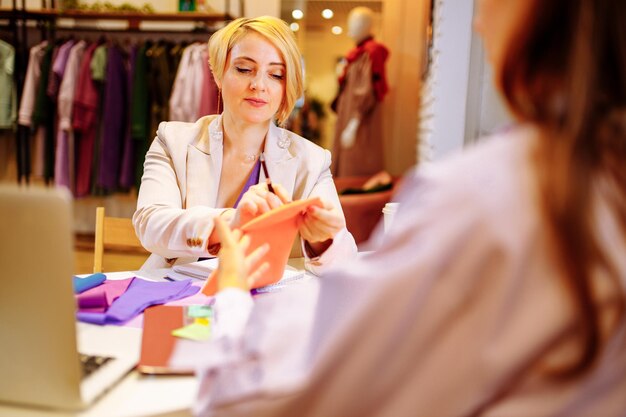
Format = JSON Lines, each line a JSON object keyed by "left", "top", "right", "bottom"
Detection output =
{"left": 500, "top": 0, "right": 626, "bottom": 376}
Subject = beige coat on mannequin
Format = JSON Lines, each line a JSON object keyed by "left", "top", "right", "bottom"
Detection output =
{"left": 332, "top": 7, "right": 389, "bottom": 177}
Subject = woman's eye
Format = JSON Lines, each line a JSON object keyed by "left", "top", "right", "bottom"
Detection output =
{"left": 235, "top": 67, "right": 251, "bottom": 74}
{"left": 270, "top": 73, "right": 285, "bottom": 80}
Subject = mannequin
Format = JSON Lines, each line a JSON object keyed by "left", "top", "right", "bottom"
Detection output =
{"left": 331, "top": 7, "right": 389, "bottom": 177}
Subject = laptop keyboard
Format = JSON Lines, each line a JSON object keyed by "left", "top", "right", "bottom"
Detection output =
{"left": 79, "top": 354, "right": 113, "bottom": 379}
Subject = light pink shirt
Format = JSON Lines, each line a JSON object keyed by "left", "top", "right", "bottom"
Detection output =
{"left": 169, "top": 43, "right": 206, "bottom": 122}
{"left": 184, "top": 126, "right": 626, "bottom": 416}
{"left": 57, "top": 41, "right": 86, "bottom": 131}
{"left": 17, "top": 41, "right": 48, "bottom": 126}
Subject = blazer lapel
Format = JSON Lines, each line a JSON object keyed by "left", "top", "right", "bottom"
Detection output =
{"left": 186, "top": 116, "right": 223, "bottom": 207}
{"left": 263, "top": 122, "right": 297, "bottom": 197}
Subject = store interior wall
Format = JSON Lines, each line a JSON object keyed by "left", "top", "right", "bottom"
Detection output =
{"left": 380, "top": 0, "right": 427, "bottom": 176}
{"left": 1, "top": 0, "right": 510, "bottom": 236}
{"left": 418, "top": 0, "right": 510, "bottom": 162}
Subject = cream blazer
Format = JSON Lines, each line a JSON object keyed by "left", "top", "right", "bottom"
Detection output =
{"left": 133, "top": 114, "right": 357, "bottom": 274}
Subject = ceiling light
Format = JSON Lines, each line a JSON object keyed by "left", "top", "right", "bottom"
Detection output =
{"left": 292, "top": 9, "right": 304, "bottom": 20}
{"left": 331, "top": 25, "right": 343, "bottom": 35}
{"left": 322, "top": 9, "right": 333, "bottom": 19}
{"left": 290, "top": 22, "right": 300, "bottom": 32}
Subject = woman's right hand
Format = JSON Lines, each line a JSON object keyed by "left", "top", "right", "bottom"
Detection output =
{"left": 230, "top": 183, "right": 286, "bottom": 228}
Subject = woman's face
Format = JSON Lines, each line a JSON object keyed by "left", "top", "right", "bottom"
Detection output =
{"left": 219, "top": 31, "right": 286, "bottom": 126}
{"left": 474, "top": 0, "right": 534, "bottom": 81}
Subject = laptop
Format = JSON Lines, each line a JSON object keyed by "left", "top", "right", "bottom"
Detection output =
{"left": 0, "top": 185, "right": 139, "bottom": 411}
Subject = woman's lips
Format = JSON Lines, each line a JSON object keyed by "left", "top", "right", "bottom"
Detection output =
{"left": 245, "top": 98, "right": 268, "bottom": 107}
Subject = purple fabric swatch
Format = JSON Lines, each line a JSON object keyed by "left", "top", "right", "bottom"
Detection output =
{"left": 76, "top": 277, "right": 134, "bottom": 312}
{"left": 77, "top": 278, "right": 199, "bottom": 325}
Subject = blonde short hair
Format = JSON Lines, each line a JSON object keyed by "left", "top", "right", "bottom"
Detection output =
{"left": 208, "top": 16, "right": 304, "bottom": 125}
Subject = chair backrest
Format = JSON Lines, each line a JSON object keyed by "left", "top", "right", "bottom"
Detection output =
{"left": 93, "top": 207, "right": 149, "bottom": 273}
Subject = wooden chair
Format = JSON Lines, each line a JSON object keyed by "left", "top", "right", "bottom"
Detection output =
{"left": 93, "top": 207, "right": 150, "bottom": 273}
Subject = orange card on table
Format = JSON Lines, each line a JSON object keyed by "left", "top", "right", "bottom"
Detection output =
{"left": 201, "top": 197, "right": 322, "bottom": 296}
{"left": 138, "top": 305, "right": 192, "bottom": 374}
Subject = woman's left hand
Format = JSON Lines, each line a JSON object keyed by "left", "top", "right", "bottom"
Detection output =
{"left": 299, "top": 199, "right": 345, "bottom": 247}
{"left": 271, "top": 182, "right": 344, "bottom": 253}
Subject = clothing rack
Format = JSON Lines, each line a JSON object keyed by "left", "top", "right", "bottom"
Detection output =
{"left": 0, "top": 0, "right": 239, "bottom": 185}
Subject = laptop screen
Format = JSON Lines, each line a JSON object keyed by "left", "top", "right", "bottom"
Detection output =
{"left": 0, "top": 185, "right": 84, "bottom": 409}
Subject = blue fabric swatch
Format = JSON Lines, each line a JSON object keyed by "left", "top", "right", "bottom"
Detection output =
{"left": 73, "top": 273, "right": 107, "bottom": 294}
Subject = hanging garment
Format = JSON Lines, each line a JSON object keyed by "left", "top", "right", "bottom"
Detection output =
{"left": 73, "top": 42, "right": 100, "bottom": 197}
{"left": 88, "top": 43, "right": 108, "bottom": 195}
{"left": 0, "top": 40, "right": 16, "bottom": 129}
{"left": 15, "top": 41, "right": 48, "bottom": 182}
{"left": 97, "top": 44, "right": 128, "bottom": 192}
{"left": 169, "top": 43, "right": 205, "bottom": 122}
{"left": 17, "top": 41, "right": 48, "bottom": 127}
{"left": 31, "top": 43, "right": 55, "bottom": 182}
{"left": 198, "top": 47, "right": 220, "bottom": 117}
{"left": 147, "top": 41, "right": 175, "bottom": 124}
{"left": 130, "top": 42, "right": 150, "bottom": 190}
{"left": 56, "top": 40, "right": 86, "bottom": 190}
{"left": 119, "top": 43, "right": 137, "bottom": 190}
{"left": 48, "top": 39, "right": 77, "bottom": 188}
{"left": 47, "top": 39, "right": 75, "bottom": 102}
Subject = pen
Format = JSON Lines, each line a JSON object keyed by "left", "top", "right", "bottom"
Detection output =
{"left": 259, "top": 153, "right": 275, "bottom": 194}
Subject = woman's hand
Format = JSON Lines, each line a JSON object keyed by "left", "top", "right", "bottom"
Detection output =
{"left": 231, "top": 183, "right": 284, "bottom": 228}
{"left": 268, "top": 183, "right": 345, "bottom": 256}
{"left": 213, "top": 216, "right": 270, "bottom": 291}
{"left": 299, "top": 200, "right": 345, "bottom": 256}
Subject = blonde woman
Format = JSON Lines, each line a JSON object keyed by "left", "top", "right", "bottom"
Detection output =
{"left": 133, "top": 16, "right": 357, "bottom": 274}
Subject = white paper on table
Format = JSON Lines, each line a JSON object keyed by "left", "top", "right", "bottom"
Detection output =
{"left": 166, "top": 258, "right": 219, "bottom": 281}
{"left": 167, "top": 258, "right": 307, "bottom": 291}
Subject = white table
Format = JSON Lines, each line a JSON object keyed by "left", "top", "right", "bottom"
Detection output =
{"left": 0, "top": 259, "right": 310, "bottom": 417}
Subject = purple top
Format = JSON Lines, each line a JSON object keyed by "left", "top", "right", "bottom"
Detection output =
{"left": 233, "top": 159, "right": 261, "bottom": 208}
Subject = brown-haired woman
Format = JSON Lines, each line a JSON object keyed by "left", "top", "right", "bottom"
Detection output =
{"left": 191, "top": 1, "right": 626, "bottom": 415}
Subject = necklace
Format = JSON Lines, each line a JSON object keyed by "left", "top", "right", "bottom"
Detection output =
{"left": 208, "top": 118, "right": 264, "bottom": 162}
{"left": 242, "top": 153, "right": 259, "bottom": 163}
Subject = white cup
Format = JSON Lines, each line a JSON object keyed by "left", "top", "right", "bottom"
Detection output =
{"left": 382, "top": 202, "right": 399, "bottom": 233}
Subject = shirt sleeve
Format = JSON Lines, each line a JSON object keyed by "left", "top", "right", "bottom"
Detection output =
{"left": 212, "top": 288, "right": 254, "bottom": 339}
{"left": 300, "top": 147, "right": 358, "bottom": 276}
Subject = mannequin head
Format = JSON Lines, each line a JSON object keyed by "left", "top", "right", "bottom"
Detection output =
{"left": 347, "top": 7, "right": 374, "bottom": 43}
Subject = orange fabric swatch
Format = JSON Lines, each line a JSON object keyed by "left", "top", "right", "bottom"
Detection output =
{"left": 201, "top": 197, "right": 322, "bottom": 296}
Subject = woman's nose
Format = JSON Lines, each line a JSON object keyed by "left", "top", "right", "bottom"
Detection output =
{"left": 250, "top": 74, "right": 267, "bottom": 91}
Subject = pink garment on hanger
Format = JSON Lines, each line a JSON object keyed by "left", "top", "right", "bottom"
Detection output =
{"left": 55, "top": 41, "right": 86, "bottom": 190}
{"left": 73, "top": 42, "right": 100, "bottom": 197}
{"left": 17, "top": 41, "right": 48, "bottom": 127}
